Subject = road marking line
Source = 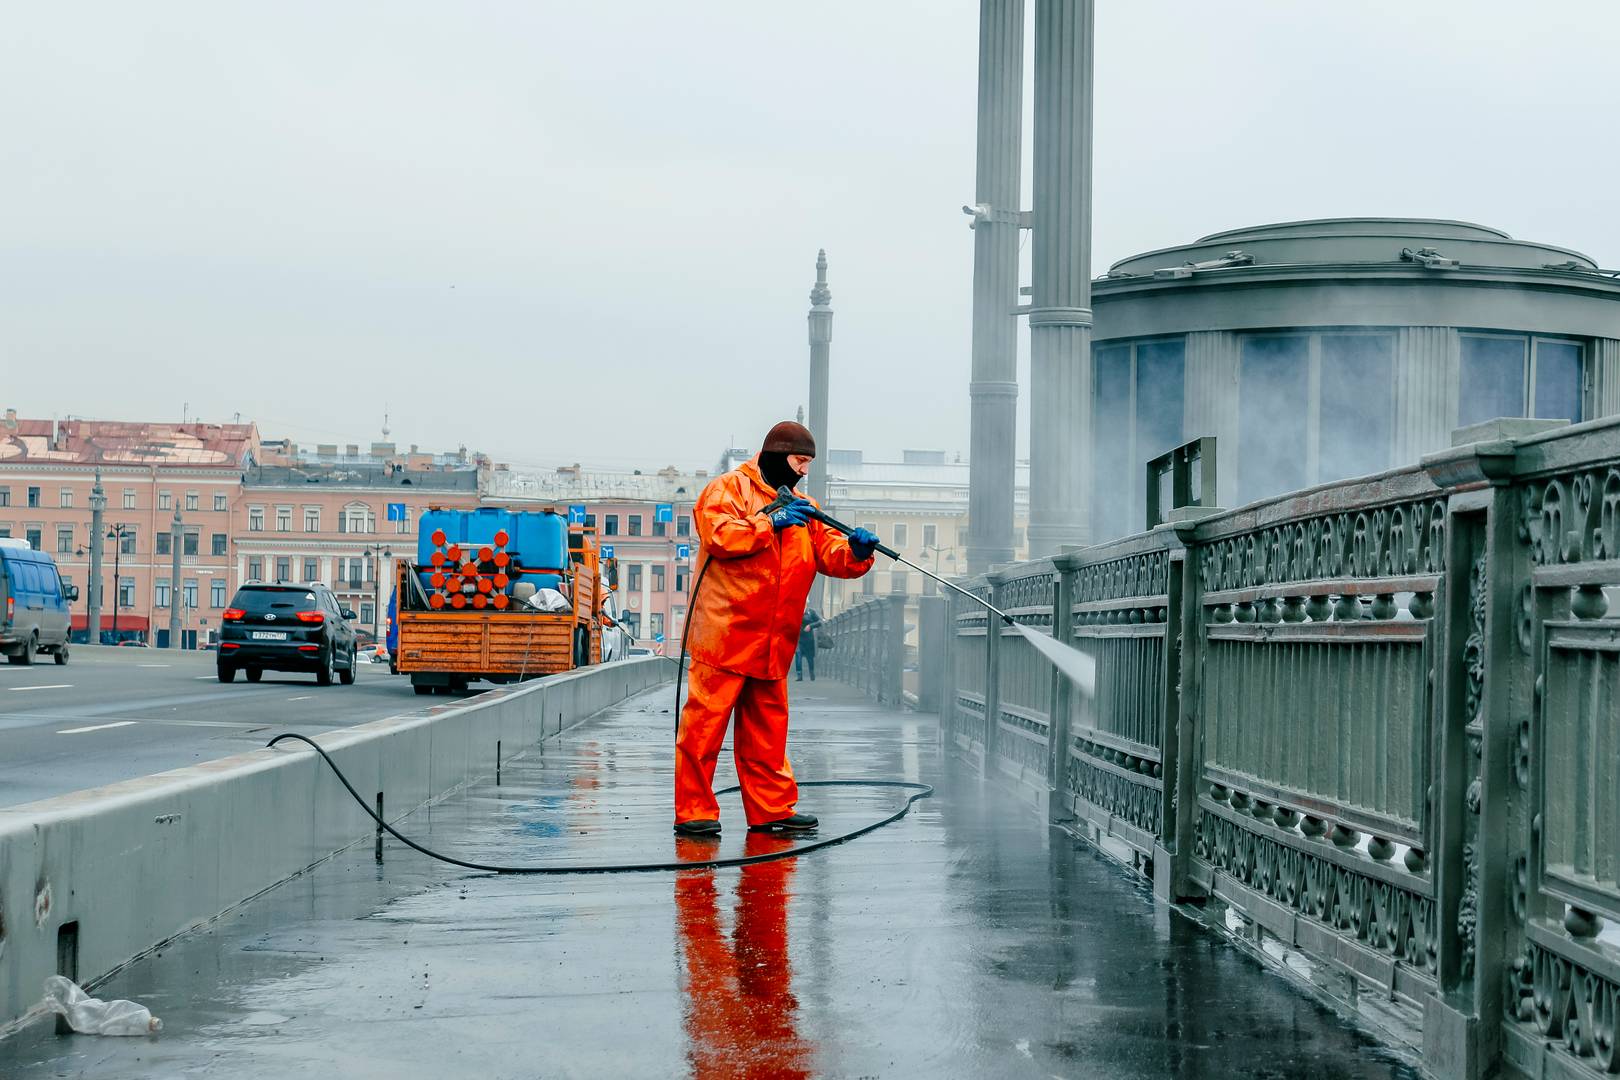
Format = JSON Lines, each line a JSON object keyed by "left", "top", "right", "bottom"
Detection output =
{"left": 11, "top": 684, "right": 73, "bottom": 692}
{"left": 138, "top": 664, "right": 172, "bottom": 668}
{"left": 57, "top": 721, "right": 139, "bottom": 735}
{"left": 286, "top": 695, "right": 314, "bottom": 701}
{"left": 194, "top": 676, "right": 218, "bottom": 680}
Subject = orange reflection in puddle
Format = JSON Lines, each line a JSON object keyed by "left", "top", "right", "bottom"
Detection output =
{"left": 674, "top": 834, "right": 811, "bottom": 1080}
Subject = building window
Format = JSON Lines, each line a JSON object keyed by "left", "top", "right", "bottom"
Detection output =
{"left": 677, "top": 515, "right": 691, "bottom": 538}
{"left": 583, "top": 513, "right": 597, "bottom": 528}
{"left": 212, "top": 533, "right": 227, "bottom": 556}
{"left": 159, "top": 491, "right": 172, "bottom": 511}
{"left": 628, "top": 564, "right": 642, "bottom": 591}
{"left": 893, "top": 523, "right": 909, "bottom": 549}
{"left": 276, "top": 507, "right": 292, "bottom": 532}
{"left": 1534, "top": 339, "right": 1583, "bottom": 423}
{"left": 674, "top": 569, "right": 685, "bottom": 592}
{"left": 1238, "top": 335, "right": 1311, "bottom": 506}
{"left": 26, "top": 526, "right": 42, "bottom": 550}
{"left": 652, "top": 565, "right": 665, "bottom": 592}
{"left": 211, "top": 579, "right": 226, "bottom": 607}
{"left": 155, "top": 579, "right": 171, "bottom": 608}
{"left": 119, "top": 529, "right": 135, "bottom": 555}
{"left": 305, "top": 508, "right": 321, "bottom": 532}
{"left": 304, "top": 557, "right": 319, "bottom": 582}
{"left": 56, "top": 526, "right": 73, "bottom": 553}
{"left": 59, "top": 487, "right": 73, "bottom": 508}
{"left": 394, "top": 507, "right": 412, "bottom": 534}
{"left": 124, "top": 489, "right": 137, "bottom": 510}
{"left": 627, "top": 515, "right": 643, "bottom": 537}
{"left": 604, "top": 515, "right": 619, "bottom": 536}
{"left": 923, "top": 576, "right": 938, "bottom": 597}
{"left": 118, "top": 578, "right": 135, "bottom": 608}
{"left": 214, "top": 493, "right": 228, "bottom": 512}
{"left": 0, "top": 525, "right": 11, "bottom": 538}
{"left": 623, "top": 611, "right": 641, "bottom": 638}
{"left": 923, "top": 524, "right": 937, "bottom": 549}
{"left": 361, "top": 601, "right": 375, "bottom": 627}
{"left": 275, "top": 557, "right": 291, "bottom": 581}
{"left": 183, "top": 580, "right": 198, "bottom": 608}
{"left": 248, "top": 557, "right": 263, "bottom": 581}
{"left": 185, "top": 492, "right": 199, "bottom": 511}
{"left": 650, "top": 612, "right": 665, "bottom": 639}
{"left": 249, "top": 507, "right": 264, "bottom": 532}
{"left": 341, "top": 504, "right": 373, "bottom": 534}
{"left": 1318, "top": 334, "right": 1394, "bottom": 485}
{"left": 1458, "top": 335, "right": 1527, "bottom": 428}
{"left": 183, "top": 529, "right": 199, "bottom": 556}
{"left": 653, "top": 518, "right": 667, "bottom": 537}
{"left": 862, "top": 572, "right": 875, "bottom": 595}
{"left": 0, "top": 487, "right": 9, "bottom": 507}
{"left": 27, "top": 486, "right": 40, "bottom": 508}
{"left": 156, "top": 533, "right": 171, "bottom": 556}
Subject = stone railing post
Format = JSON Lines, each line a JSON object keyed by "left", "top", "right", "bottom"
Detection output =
{"left": 1049, "top": 552, "right": 1081, "bottom": 821}
{"left": 884, "top": 595, "right": 906, "bottom": 705}
{"left": 1157, "top": 523, "right": 1200, "bottom": 902}
{"left": 917, "top": 594, "right": 947, "bottom": 713}
{"left": 984, "top": 570, "right": 1009, "bottom": 765}
{"left": 1420, "top": 432, "right": 1529, "bottom": 1078}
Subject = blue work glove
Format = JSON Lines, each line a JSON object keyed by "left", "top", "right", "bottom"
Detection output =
{"left": 770, "top": 498, "right": 814, "bottom": 530}
{"left": 849, "top": 527, "right": 880, "bottom": 561}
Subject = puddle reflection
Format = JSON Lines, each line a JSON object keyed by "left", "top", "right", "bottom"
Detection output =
{"left": 675, "top": 834, "right": 810, "bottom": 1080}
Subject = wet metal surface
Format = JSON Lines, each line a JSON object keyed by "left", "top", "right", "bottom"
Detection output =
{"left": 0, "top": 680, "right": 1420, "bottom": 1078}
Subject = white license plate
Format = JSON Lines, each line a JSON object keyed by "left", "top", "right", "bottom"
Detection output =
{"left": 251, "top": 631, "right": 288, "bottom": 641}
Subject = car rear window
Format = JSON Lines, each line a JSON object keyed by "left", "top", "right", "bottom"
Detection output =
{"left": 233, "top": 587, "right": 319, "bottom": 613}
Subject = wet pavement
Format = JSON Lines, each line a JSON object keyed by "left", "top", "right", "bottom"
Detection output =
{"left": 0, "top": 679, "right": 1421, "bottom": 1079}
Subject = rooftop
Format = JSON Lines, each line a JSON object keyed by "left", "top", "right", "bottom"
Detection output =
{"left": 244, "top": 464, "right": 479, "bottom": 492}
{"left": 1104, "top": 216, "right": 1607, "bottom": 280}
{"left": 0, "top": 414, "right": 260, "bottom": 468}
{"left": 488, "top": 465, "right": 711, "bottom": 503}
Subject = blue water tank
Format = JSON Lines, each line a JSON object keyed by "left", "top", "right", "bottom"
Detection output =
{"left": 509, "top": 512, "right": 569, "bottom": 572}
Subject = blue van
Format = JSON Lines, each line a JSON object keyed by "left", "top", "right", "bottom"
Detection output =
{"left": 0, "top": 539, "right": 77, "bottom": 665}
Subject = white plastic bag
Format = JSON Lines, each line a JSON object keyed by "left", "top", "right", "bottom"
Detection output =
{"left": 525, "top": 587, "right": 570, "bottom": 613}
{"left": 42, "top": 975, "right": 162, "bottom": 1036}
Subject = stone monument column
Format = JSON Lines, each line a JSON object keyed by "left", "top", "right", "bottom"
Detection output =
{"left": 807, "top": 250, "right": 833, "bottom": 611}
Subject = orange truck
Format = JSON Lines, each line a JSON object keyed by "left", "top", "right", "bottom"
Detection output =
{"left": 393, "top": 508, "right": 612, "bottom": 695}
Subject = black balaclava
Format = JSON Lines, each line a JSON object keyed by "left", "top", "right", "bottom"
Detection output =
{"left": 759, "top": 451, "right": 802, "bottom": 492}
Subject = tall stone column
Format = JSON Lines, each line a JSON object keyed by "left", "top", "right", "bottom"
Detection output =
{"left": 1026, "top": 0, "right": 1096, "bottom": 557}
{"left": 965, "top": 0, "right": 1025, "bottom": 575}
{"left": 807, "top": 250, "right": 833, "bottom": 610}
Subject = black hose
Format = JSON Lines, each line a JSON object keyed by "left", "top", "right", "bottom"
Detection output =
{"left": 267, "top": 731, "right": 932, "bottom": 875}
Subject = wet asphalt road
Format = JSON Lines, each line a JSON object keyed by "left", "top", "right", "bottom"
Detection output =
{"left": 0, "top": 680, "right": 1421, "bottom": 1079}
{"left": 0, "top": 645, "right": 437, "bottom": 807}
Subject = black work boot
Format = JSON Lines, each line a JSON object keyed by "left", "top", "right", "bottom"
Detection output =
{"left": 674, "top": 819, "right": 721, "bottom": 837}
{"left": 749, "top": 812, "right": 818, "bottom": 833}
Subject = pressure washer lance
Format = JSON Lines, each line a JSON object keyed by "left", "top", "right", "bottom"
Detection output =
{"left": 775, "top": 487, "right": 1015, "bottom": 625}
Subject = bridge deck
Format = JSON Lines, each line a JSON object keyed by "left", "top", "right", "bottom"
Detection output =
{"left": 1, "top": 679, "right": 1417, "bottom": 1078}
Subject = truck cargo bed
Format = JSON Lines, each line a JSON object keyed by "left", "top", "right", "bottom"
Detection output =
{"left": 395, "top": 610, "right": 578, "bottom": 677}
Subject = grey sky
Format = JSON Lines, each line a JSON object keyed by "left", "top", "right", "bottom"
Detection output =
{"left": 4, "top": 1, "right": 1617, "bottom": 473}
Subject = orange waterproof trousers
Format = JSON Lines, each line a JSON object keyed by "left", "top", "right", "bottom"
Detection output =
{"left": 675, "top": 660, "right": 796, "bottom": 827}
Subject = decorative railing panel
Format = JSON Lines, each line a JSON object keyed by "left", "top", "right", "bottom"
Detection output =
{"left": 941, "top": 419, "right": 1620, "bottom": 1080}
{"left": 820, "top": 596, "right": 905, "bottom": 706}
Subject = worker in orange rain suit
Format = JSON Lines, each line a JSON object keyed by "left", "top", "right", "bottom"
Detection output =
{"left": 674, "top": 420, "right": 879, "bottom": 836}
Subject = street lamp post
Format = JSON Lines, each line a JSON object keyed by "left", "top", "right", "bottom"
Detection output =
{"left": 107, "top": 524, "right": 133, "bottom": 642}
{"left": 363, "top": 543, "right": 392, "bottom": 641}
{"left": 85, "top": 471, "right": 106, "bottom": 644}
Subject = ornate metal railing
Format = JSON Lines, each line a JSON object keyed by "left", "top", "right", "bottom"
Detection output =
{"left": 819, "top": 595, "right": 905, "bottom": 705}
{"left": 937, "top": 418, "right": 1620, "bottom": 1080}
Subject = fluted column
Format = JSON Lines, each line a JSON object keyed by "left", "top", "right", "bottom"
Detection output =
{"left": 1026, "top": 0, "right": 1095, "bottom": 557}
{"left": 1183, "top": 331, "right": 1240, "bottom": 508}
{"left": 1590, "top": 338, "right": 1620, "bottom": 419}
{"left": 965, "top": 0, "right": 1025, "bottom": 574}
{"left": 1392, "top": 327, "right": 1459, "bottom": 466}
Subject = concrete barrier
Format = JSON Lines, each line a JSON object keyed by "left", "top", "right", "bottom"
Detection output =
{"left": 0, "top": 657, "right": 674, "bottom": 1029}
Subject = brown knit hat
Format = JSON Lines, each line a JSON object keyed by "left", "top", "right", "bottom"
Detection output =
{"left": 761, "top": 420, "right": 816, "bottom": 456}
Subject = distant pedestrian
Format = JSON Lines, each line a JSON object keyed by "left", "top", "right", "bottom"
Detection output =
{"left": 796, "top": 608, "right": 823, "bottom": 682}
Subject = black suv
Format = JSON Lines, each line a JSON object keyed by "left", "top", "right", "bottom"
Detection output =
{"left": 218, "top": 583, "right": 360, "bottom": 686}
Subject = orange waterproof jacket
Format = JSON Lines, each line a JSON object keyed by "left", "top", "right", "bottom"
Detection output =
{"left": 685, "top": 457, "right": 873, "bottom": 680}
